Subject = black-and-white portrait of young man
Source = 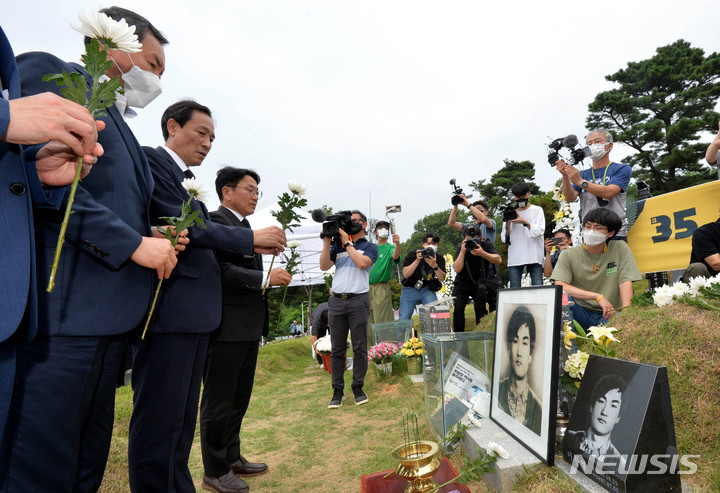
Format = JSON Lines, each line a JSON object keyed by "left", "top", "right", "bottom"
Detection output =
{"left": 497, "top": 305, "right": 543, "bottom": 435}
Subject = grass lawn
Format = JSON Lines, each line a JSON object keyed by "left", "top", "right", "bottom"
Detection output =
{"left": 100, "top": 288, "right": 719, "bottom": 492}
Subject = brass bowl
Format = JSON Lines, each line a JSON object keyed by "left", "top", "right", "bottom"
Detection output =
{"left": 391, "top": 441, "right": 440, "bottom": 493}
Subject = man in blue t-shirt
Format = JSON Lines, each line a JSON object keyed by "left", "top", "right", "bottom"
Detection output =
{"left": 319, "top": 210, "right": 378, "bottom": 409}
{"left": 556, "top": 128, "right": 632, "bottom": 241}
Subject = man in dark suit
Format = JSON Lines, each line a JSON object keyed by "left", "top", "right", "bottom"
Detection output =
{"left": 199, "top": 167, "right": 291, "bottom": 493}
{"left": 1, "top": 9, "right": 182, "bottom": 492}
{"left": 130, "top": 101, "right": 286, "bottom": 493}
{"left": 0, "top": 23, "right": 104, "bottom": 474}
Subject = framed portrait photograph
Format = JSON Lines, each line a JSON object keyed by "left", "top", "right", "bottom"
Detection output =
{"left": 490, "top": 285, "right": 561, "bottom": 465}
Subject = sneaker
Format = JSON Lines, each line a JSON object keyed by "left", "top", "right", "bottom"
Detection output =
{"left": 353, "top": 387, "right": 369, "bottom": 406}
{"left": 328, "top": 389, "right": 344, "bottom": 408}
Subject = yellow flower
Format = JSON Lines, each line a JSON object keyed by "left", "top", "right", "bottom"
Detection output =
{"left": 415, "top": 349, "right": 423, "bottom": 356}
{"left": 563, "top": 321, "right": 577, "bottom": 350}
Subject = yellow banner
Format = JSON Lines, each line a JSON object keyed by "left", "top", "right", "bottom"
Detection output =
{"left": 628, "top": 180, "right": 720, "bottom": 274}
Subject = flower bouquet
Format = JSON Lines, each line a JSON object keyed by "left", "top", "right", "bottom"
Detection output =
{"left": 400, "top": 337, "right": 424, "bottom": 375}
{"left": 368, "top": 342, "right": 400, "bottom": 375}
{"left": 560, "top": 321, "right": 621, "bottom": 396}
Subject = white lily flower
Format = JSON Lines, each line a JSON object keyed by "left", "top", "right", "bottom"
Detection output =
{"left": 72, "top": 11, "right": 142, "bottom": 53}
{"left": 287, "top": 240, "right": 302, "bottom": 249}
{"left": 287, "top": 181, "right": 307, "bottom": 196}
{"left": 487, "top": 441, "right": 509, "bottom": 459}
{"left": 181, "top": 178, "right": 209, "bottom": 203}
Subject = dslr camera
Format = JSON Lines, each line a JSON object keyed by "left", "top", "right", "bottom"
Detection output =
{"left": 420, "top": 247, "right": 436, "bottom": 259}
{"left": 547, "top": 134, "right": 591, "bottom": 166}
{"left": 310, "top": 209, "right": 364, "bottom": 244}
{"left": 449, "top": 178, "right": 473, "bottom": 206}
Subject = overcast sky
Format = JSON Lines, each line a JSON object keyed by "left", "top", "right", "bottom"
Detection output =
{"left": 4, "top": 0, "right": 719, "bottom": 240}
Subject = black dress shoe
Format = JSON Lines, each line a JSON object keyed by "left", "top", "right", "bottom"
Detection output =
{"left": 230, "top": 455, "right": 269, "bottom": 477}
{"left": 202, "top": 472, "right": 249, "bottom": 493}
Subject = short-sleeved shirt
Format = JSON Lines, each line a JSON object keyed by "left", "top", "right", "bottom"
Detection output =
{"left": 453, "top": 238, "right": 499, "bottom": 288}
{"left": 689, "top": 219, "right": 720, "bottom": 276}
{"left": 551, "top": 241, "right": 641, "bottom": 313}
{"left": 401, "top": 249, "right": 446, "bottom": 288}
{"left": 369, "top": 242, "right": 400, "bottom": 285}
{"left": 572, "top": 162, "right": 632, "bottom": 236}
{"left": 329, "top": 237, "right": 378, "bottom": 294}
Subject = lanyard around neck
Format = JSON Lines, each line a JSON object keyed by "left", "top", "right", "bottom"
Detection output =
{"left": 591, "top": 162, "right": 612, "bottom": 186}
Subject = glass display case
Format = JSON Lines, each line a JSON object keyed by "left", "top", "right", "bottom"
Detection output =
{"left": 371, "top": 320, "right": 413, "bottom": 346}
{"left": 422, "top": 331, "right": 495, "bottom": 444}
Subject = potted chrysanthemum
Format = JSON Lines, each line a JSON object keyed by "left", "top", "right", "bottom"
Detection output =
{"left": 400, "top": 337, "right": 424, "bottom": 375}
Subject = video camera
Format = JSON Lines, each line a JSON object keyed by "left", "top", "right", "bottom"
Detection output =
{"left": 547, "top": 134, "right": 591, "bottom": 166}
{"left": 499, "top": 202, "right": 519, "bottom": 222}
{"left": 449, "top": 178, "right": 473, "bottom": 206}
{"left": 310, "top": 209, "right": 364, "bottom": 243}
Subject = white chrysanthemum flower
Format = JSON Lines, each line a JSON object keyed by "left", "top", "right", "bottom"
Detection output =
{"left": 706, "top": 273, "right": 720, "bottom": 287}
{"left": 487, "top": 441, "right": 509, "bottom": 459}
{"left": 287, "top": 240, "right": 302, "bottom": 249}
{"left": 287, "top": 181, "right": 307, "bottom": 196}
{"left": 668, "top": 282, "right": 689, "bottom": 299}
{"left": 72, "top": 11, "right": 142, "bottom": 53}
{"left": 653, "top": 285, "right": 675, "bottom": 307}
{"left": 315, "top": 336, "right": 332, "bottom": 353}
{"left": 688, "top": 277, "right": 707, "bottom": 297}
{"left": 181, "top": 178, "right": 209, "bottom": 202}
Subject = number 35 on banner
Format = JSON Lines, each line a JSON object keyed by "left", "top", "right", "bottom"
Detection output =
{"left": 628, "top": 181, "right": 720, "bottom": 273}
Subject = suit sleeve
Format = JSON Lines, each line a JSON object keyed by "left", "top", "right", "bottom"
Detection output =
{"left": 209, "top": 210, "right": 263, "bottom": 290}
{"left": 146, "top": 147, "right": 254, "bottom": 255}
{"left": 17, "top": 51, "right": 143, "bottom": 269}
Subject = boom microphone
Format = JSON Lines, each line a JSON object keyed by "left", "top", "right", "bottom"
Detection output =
{"left": 310, "top": 208, "right": 328, "bottom": 223}
{"left": 562, "top": 134, "right": 578, "bottom": 148}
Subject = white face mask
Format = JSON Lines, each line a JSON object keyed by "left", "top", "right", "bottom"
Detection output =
{"left": 376, "top": 228, "right": 389, "bottom": 238}
{"left": 114, "top": 53, "right": 162, "bottom": 109}
{"left": 589, "top": 142, "right": 609, "bottom": 161}
{"left": 583, "top": 229, "right": 607, "bottom": 247}
{"left": 424, "top": 244, "right": 438, "bottom": 252}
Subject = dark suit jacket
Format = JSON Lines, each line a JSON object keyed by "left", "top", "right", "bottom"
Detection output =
{"left": 0, "top": 29, "right": 68, "bottom": 342}
{"left": 145, "top": 147, "right": 255, "bottom": 334}
{"left": 16, "top": 51, "right": 155, "bottom": 337}
{"left": 210, "top": 206, "right": 269, "bottom": 342}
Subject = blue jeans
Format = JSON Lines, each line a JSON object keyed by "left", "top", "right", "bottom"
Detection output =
{"left": 508, "top": 263, "right": 543, "bottom": 288}
{"left": 570, "top": 303, "right": 608, "bottom": 331}
{"left": 399, "top": 286, "right": 438, "bottom": 320}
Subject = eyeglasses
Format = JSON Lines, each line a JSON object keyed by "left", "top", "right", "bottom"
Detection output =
{"left": 232, "top": 186, "right": 262, "bottom": 198}
{"left": 584, "top": 224, "right": 608, "bottom": 234}
{"left": 351, "top": 219, "right": 365, "bottom": 224}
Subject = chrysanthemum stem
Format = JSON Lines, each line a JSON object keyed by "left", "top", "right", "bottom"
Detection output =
{"left": 47, "top": 156, "right": 84, "bottom": 292}
{"left": 262, "top": 254, "right": 277, "bottom": 294}
{"left": 141, "top": 278, "right": 163, "bottom": 339}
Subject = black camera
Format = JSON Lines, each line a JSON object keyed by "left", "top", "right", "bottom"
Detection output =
{"left": 449, "top": 178, "right": 473, "bottom": 206}
{"left": 420, "top": 247, "right": 436, "bottom": 259}
{"left": 499, "top": 202, "right": 519, "bottom": 221}
{"left": 465, "top": 237, "right": 482, "bottom": 251}
{"left": 310, "top": 209, "right": 364, "bottom": 243}
{"left": 547, "top": 134, "right": 591, "bottom": 166}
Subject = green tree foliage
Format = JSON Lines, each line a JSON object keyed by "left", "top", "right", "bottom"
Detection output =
{"left": 586, "top": 39, "right": 720, "bottom": 195}
{"left": 469, "top": 159, "right": 540, "bottom": 216}
{"left": 400, "top": 209, "right": 469, "bottom": 258}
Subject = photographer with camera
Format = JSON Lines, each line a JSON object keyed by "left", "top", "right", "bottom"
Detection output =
{"left": 555, "top": 129, "right": 631, "bottom": 241}
{"left": 452, "top": 225, "right": 502, "bottom": 331}
{"left": 367, "top": 220, "right": 401, "bottom": 344}
{"left": 399, "top": 233, "right": 446, "bottom": 320}
{"left": 543, "top": 228, "right": 573, "bottom": 278}
{"left": 319, "top": 210, "right": 378, "bottom": 408}
{"left": 448, "top": 195, "right": 496, "bottom": 240}
{"left": 501, "top": 182, "right": 546, "bottom": 288}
